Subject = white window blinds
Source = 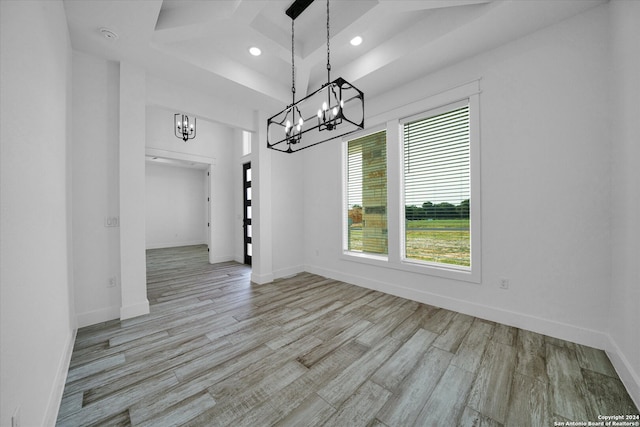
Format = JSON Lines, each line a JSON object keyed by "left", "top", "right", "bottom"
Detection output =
{"left": 403, "top": 102, "right": 471, "bottom": 267}
{"left": 404, "top": 103, "right": 470, "bottom": 207}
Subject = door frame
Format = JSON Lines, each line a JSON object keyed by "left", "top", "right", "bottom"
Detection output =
{"left": 145, "top": 148, "right": 216, "bottom": 263}
{"left": 242, "top": 161, "right": 252, "bottom": 265}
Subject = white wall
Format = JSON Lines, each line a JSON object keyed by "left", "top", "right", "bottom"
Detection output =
{"left": 609, "top": 0, "right": 640, "bottom": 408}
{"left": 119, "top": 62, "right": 149, "bottom": 320}
{"left": 250, "top": 112, "right": 274, "bottom": 283}
{"left": 304, "top": 5, "right": 611, "bottom": 347}
{"left": 271, "top": 151, "right": 306, "bottom": 277}
{"left": 0, "top": 1, "right": 75, "bottom": 426}
{"left": 147, "top": 75, "right": 256, "bottom": 133}
{"left": 71, "top": 51, "right": 122, "bottom": 326}
{"left": 147, "top": 105, "right": 222, "bottom": 159}
{"left": 145, "top": 163, "right": 207, "bottom": 249}
{"left": 70, "top": 68, "right": 240, "bottom": 326}
{"left": 250, "top": 112, "right": 306, "bottom": 283}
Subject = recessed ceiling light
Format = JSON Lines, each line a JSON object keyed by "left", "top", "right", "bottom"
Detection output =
{"left": 249, "top": 47, "right": 262, "bottom": 56}
{"left": 350, "top": 36, "right": 362, "bottom": 46}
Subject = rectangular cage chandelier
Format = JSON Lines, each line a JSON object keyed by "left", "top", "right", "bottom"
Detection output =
{"left": 175, "top": 113, "right": 196, "bottom": 142}
{"left": 267, "top": 0, "right": 364, "bottom": 153}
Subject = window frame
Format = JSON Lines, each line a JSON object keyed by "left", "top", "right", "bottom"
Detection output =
{"left": 400, "top": 100, "right": 472, "bottom": 271}
{"left": 342, "top": 124, "right": 389, "bottom": 261}
{"left": 341, "top": 80, "right": 481, "bottom": 283}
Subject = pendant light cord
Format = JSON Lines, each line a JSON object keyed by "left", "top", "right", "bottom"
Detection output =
{"left": 326, "top": 0, "right": 331, "bottom": 84}
{"left": 291, "top": 18, "right": 296, "bottom": 104}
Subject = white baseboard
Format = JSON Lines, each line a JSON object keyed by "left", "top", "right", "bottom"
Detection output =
{"left": 305, "top": 263, "right": 610, "bottom": 350}
{"left": 607, "top": 336, "right": 640, "bottom": 410}
{"left": 120, "top": 299, "right": 150, "bottom": 320}
{"left": 145, "top": 240, "right": 207, "bottom": 250}
{"left": 251, "top": 271, "right": 274, "bottom": 285}
{"left": 209, "top": 254, "right": 235, "bottom": 264}
{"left": 44, "top": 327, "right": 76, "bottom": 426}
{"left": 76, "top": 306, "right": 120, "bottom": 328}
{"left": 273, "top": 265, "right": 305, "bottom": 280}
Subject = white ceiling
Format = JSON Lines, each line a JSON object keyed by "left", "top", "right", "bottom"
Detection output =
{"left": 64, "top": 0, "right": 606, "bottom": 115}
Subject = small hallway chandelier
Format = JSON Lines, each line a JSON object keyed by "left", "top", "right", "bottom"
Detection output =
{"left": 267, "top": 0, "right": 365, "bottom": 153}
{"left": 175, "top": 113, "right": 196, "bottom": 142}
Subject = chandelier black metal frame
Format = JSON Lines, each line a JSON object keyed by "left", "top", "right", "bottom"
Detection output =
{"left": 267, "top": 0, "right": 364, "bottom": 153}
{"left": 175, "top": 113, "right": 196, "bottom": 142}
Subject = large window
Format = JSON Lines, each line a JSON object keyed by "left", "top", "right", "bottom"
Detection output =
{"left": 346, "top": 130, "right": 387, "bottom": 256}
{"left": 342, "top": 81, "right": 480, "bottom": 282}
{"left": 403, "top": 102, "right": 471, "bottom": 268}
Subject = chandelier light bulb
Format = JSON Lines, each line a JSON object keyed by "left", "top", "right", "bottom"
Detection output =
{"left": 333, "top": 107, "right": 338, "bottom": 117}
{"left": 299, "top": 117, "right": 304, "bottom": 126}
{"left": 317, "top": 109, "right": 322, "bottom": 118}
{"left": 322, "top": 101, "right": 328, "bottom": 111}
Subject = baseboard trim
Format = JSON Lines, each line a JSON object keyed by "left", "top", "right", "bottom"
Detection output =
{"left": 209, "top": 254, "right": 235, "bottom": 264}
{"left": 251, "top": 271, "right": 274, "bottom": 285}
{"left": 76, "top": 306, "right": 120, "bottom": 328}
{"left": 145, "top": 240, "right": 207, "bottom": 250}
{"left": 120, "top": 299, "right": 150, "bottom": 320}
{"left": 273, "top": 265, "right": 305, "bottom": 280}
{"left": 607, "top": 336, "right": 640, "bottom": 410}
{"left": 305, "top": 263, "right": 610, "bottom": 350}
{"left": 44, "top": 327, "right": 76, "bottom": 426}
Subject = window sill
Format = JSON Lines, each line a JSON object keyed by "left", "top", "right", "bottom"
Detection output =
{"left": 341, "top": 251, "right": 480, "bottom": 284}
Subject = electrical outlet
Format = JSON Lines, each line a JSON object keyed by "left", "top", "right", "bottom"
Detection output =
{"left": 12, "top": 406, "right": 20, "bottom": 427}
{"left": 499, "top": 278, "right": 510, "bottom": 290}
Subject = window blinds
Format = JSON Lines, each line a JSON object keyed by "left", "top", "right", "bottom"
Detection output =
{"left": 403, "top": 103, "right": 471, "bottom": 267}
{"left": 347, "top": 130, "right": 387, "bottom": 254}
{"left": 404, "top": 104, "right": 470, "bottom": 208}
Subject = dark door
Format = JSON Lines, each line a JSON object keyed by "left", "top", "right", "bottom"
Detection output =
{"left": 243, "top": 162, "right": 252, "bottom": 265}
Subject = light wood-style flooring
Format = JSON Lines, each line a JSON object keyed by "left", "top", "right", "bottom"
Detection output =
{"left": 57, "top": 245, "right": 638, "bottom": 426}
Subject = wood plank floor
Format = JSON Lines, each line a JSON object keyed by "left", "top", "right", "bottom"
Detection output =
{"left": 57, "top": 245, "right": 639, "bottom": 426}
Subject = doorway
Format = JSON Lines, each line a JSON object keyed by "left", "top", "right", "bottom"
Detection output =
{"left": 243, "top": 162, "right": 252, "bottom": 265}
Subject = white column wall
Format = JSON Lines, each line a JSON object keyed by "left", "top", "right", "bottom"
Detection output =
{"left": 119, "top": 62, "right": 149, "bottom": 320}
{"left": 251, "top": 111, "right": 274, "bottom": 284}
{"left": 71, "top": 51, "right": 122, "bottom": 326}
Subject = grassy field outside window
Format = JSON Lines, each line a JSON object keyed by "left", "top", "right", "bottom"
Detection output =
{"left": 349, "top": 218, "right": 470, "bottom": 266}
